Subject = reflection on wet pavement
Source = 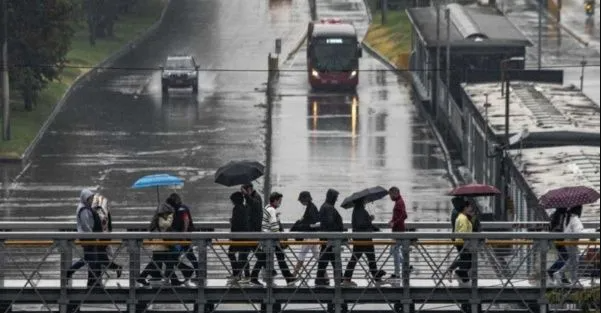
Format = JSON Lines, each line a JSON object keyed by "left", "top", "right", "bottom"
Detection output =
{"left": 271, "top": 0, "right": 455, "bottom": 224}
{"left": 0, "top": 0, "right": 311, "bottom": 221}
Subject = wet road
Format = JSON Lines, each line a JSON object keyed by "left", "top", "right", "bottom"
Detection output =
{"left": 500, "top": 0, "right": 600, "bottom": 104}
{"left": 0, "top": 0, "right": 311, "bottom": 221}
{"left": 271, "top": 0, "right": 455, "bottom": 223}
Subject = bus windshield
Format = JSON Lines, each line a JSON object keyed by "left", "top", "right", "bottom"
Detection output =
{"left": 310, "top": 37, "right": 357, "bottom": 71}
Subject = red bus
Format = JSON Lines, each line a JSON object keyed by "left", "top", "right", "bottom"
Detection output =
{"left": 306, "top": 19, "right": 362, "bottom": 90}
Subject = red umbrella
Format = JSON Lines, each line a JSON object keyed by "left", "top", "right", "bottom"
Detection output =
{"left": 448, "top": 184, "right": 501, "bottom": 197}
{"left": 538, "top": 186, "right": 600, "bottom": 210}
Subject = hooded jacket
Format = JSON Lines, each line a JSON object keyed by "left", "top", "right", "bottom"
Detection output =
{"left": 76, "top": 189, "right": 102, "bottom": 233}
{"left": 319, "top": 189, "right": 344, "bottom": 232}
{"left": 230, "top": 192, "right": 250, "bottom": 232}
{"left": 245, "top": 191, "right": 263, "bottom": 232}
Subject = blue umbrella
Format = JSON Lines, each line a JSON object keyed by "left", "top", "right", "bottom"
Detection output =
{"left": 132, "top": 174, "right": 184, "bottom": 204}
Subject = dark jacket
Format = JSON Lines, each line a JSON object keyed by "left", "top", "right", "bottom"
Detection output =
{"left": 172, "top": 204, "right": 195, "bottom": 232}
{"left": 231, "top": 203, "right": 250, "bottom": 232}
{"left": 245, "top": 191, "right": 263, "bottom": 232}
{"left": 351, "top": 202, "right": 378, "bottom": 240}
{"left": 319, "top": 189, "right": 344, "bottom": 232}
{"left": 301, "top": 201, "right": 320, "bottom": 229}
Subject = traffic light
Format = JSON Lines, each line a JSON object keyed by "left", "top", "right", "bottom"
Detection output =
{"left": 585, "top": 2, "right": 594, "bottom": 14}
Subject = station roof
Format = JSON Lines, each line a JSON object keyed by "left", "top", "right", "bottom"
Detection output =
{"left": 508, "top": 146, "right": 600, "bottom": 223}
{"left": 406, "top": 4, "right": 532, "bottom": 48}
{"left": 462, "top": 81, "right": 600, "bottom": 144}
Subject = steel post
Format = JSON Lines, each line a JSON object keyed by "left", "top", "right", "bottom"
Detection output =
{"left": 435, "top": 0, "right": 441, "bottom": 119}
{"left": 1, "top": 0, "right": 10, "bottom": 141}
{"left": 537, "top": 0, "right": 542, "bottom": 70}
{"left": 445, "top": 8, "right": 451, "bottom": 117}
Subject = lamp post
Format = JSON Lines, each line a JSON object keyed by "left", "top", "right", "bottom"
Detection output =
{"left": 498, "top": 56, "right": 524, "bottom": 221}
{"left": 1, "top": 0, "right": 9, "bottom": 141}
{"left": 580, "top": 57, "right": 587, "bottom": 91}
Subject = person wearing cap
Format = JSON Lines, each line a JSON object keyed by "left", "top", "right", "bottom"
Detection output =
{"left": 292, "top": 191, "right": 323, "bottom": 277}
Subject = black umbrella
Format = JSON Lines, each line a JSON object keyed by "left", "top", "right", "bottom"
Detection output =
{"left": 340, "top": 186, "right": 389, "bottom": 209}
{"left": 214, "top": 160, "right": 265, "bottom": 187}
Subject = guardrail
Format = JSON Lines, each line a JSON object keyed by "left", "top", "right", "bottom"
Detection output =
{"left": 1, "top": 221, "right": 599, "bottom": 231}
{"left": 0, "top": 231, "right": 598, "bottom": 313}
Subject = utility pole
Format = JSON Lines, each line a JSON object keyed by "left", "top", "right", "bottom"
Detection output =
{"left": 381, "top": 0, "right": 388, "bottom": 25}
{"left": 445, "top": 7, "right": 450, "bottom": 116}
{"left": 580, "top": 57, "right": 587, "bottom": 90}
{"left": 537, "top": 0, "right": 542, "bottom": 70}
{"left": 435, "top": 0, "right": 440, "bottom": 119}
{"left": 1, "top": 0, "right": 9, "bottom": 141}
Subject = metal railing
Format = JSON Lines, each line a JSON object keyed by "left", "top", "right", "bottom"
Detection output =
{"left": 0, "top": 231, "right": 599, "bottom": 313}
{"left": 0, "top": 221, "right": 599, "bottom": 232}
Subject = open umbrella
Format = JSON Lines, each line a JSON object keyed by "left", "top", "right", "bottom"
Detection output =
{"left": 448, "top": 184, "right": 500, "bottom": 197}
{"left": 340, "top": 186, "right": 389, "bottom": 209}
{"left": 214, "top": 160, "right": 265, "bottom": 187}
{"left": 132, "top": 174, "right": 184, "bottom": 204}
{"left": 538, "top": 186, "right": 600, "bottom": 210}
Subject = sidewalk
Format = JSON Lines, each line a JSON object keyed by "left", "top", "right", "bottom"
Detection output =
{"left": 550, "top": 0, "right": 600, "bottom": 53}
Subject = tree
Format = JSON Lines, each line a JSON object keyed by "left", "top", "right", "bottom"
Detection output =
{"left": 1, "top": 0, "right": 77, "bottom": 111}
{"left": 84, "top": 0, "right": 119, "bottom": 45}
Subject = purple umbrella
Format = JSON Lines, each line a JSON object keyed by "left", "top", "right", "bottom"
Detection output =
{"left": 538, "top": 186, "right": 600, "bottom": 210}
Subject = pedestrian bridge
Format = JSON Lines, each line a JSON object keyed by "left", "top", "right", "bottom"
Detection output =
{"left": 0, "top": 221, "right": 599, "bottom": 313}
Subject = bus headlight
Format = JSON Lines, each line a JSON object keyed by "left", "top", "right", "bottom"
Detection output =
{"left": 349, "top": 70, "right": 357, "bottom": 78}
{"left": 311, "top": 69, "right": 320, "bottom": 78}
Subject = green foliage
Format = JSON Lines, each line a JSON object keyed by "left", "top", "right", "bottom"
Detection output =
{"left": 1, "top": 0, "right": 77, "bottom": 110}
{"left": 547, "top": 286, "right": 600, "bottom": 312}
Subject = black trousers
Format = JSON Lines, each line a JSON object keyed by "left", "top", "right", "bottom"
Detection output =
{"left": 315, "top": 244, "right": 336, "bottom": 285}
{"left": 140, "top": 250, "right": 180, "bottom": 281}
{"left": 450, "top": 245, "right": 472, "bottom": 283}
{"left": 228, "top": 246, "right": 251, "bottom": 278}
{"left": 344, "top": 244, "right": 379, "bottom": 279}
{"left": 251, "top": 245, "right": 294, "bottom": 281}
{"left": 81, "top": 245, "right": 101, "bottom": 287}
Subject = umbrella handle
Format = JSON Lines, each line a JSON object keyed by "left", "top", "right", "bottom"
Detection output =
{"left": 156, "top": 187, "right": 160, "bottom": 205}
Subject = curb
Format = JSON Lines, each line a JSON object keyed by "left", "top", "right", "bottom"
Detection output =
{"left": 1, "top": 0, "right": 172, "bottom": 164}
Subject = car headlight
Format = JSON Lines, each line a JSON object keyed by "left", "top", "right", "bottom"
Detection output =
{"left": 349, "top": 70, "right": 357, "bottom": 78}
{"left": 311, "top": 69, "right": 320, "bottom": 78}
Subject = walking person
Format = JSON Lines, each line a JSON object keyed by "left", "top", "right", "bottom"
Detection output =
{"left": 387, "top": 186, "right": 407, "bottom": 281}
{"left": 168, "top": 193, "right": 198, "bottom": 283}
{"left": 137, "top": 201, "right": 183, "bottom": 286}
{"left": 342, "top": 199, "right": 386, "bottom": 287}
{"left": 227, "top": 191, "right": 252, "bottom": 284}
{"left": 547, "top": 207, "right": 570, "bottom": 285}
{"left": 291, "top": 191, "right": 323, "bottom": 278}
{"left": 249, "top": 192, "right": 299, "bottom": 287}
{"left": 67, "top": 193, "right": 123, "bottom": 281}
{"left": 445, "top": 199, "right": 474, "bottom": 286}
{"left": 69, "top": 189, "right": 103, "bottom": 287}
{"left": 314, "top": 189, "right": 344, "bottom": 286}
{"left": 555, "top": 205, "right": 585, "bottom": 285}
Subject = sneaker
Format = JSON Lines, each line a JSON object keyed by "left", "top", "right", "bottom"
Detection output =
{"left": 136, "top": 278, "right": 150, "bottom": 286}
{"left": 341, "top": 280, "right": 358, "bottom": 287}
{"left": 458, "top": 279, "right": 470, "bottom": 287}
{"left": 553, "top": 272, "right": 564, "bottom": 285}
{"left": 286, "top": 277, "right": 300, "bottom": 286}
{"left": 249, "top": 279, "right": 264, "bottom": 287}
{"left": 239, "top": 277, "right": 251, "bottom": 284}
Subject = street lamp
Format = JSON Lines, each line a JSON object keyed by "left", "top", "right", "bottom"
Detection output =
{"left": 496, "top": 56, "right": 525, "bottom": 220}
{"left": 1, "top": 0, "right": 9, "bottom": 141}
{"left": 580, "top": 57, "right": 587, "bottom": 91}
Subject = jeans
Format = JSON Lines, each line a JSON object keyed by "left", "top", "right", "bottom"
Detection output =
{"left": 548, "top": 245, "right": 569, "bottom": 275}
{"left": 251, "top": 244, "right": 295, "bottom": 282}
{"left": 557, "top": 246, "right": 580, "bottom": 282}
{"left": 391, "top": 240, "right": 404, "bottom": 277}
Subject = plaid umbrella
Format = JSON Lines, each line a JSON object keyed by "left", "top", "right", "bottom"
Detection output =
{"left": 538, "top": 186, "right": 600, "bottom": 210}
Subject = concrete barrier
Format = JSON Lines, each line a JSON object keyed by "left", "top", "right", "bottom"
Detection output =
{"left": 12, "top": 0, "right": 173, "bottom": 164}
